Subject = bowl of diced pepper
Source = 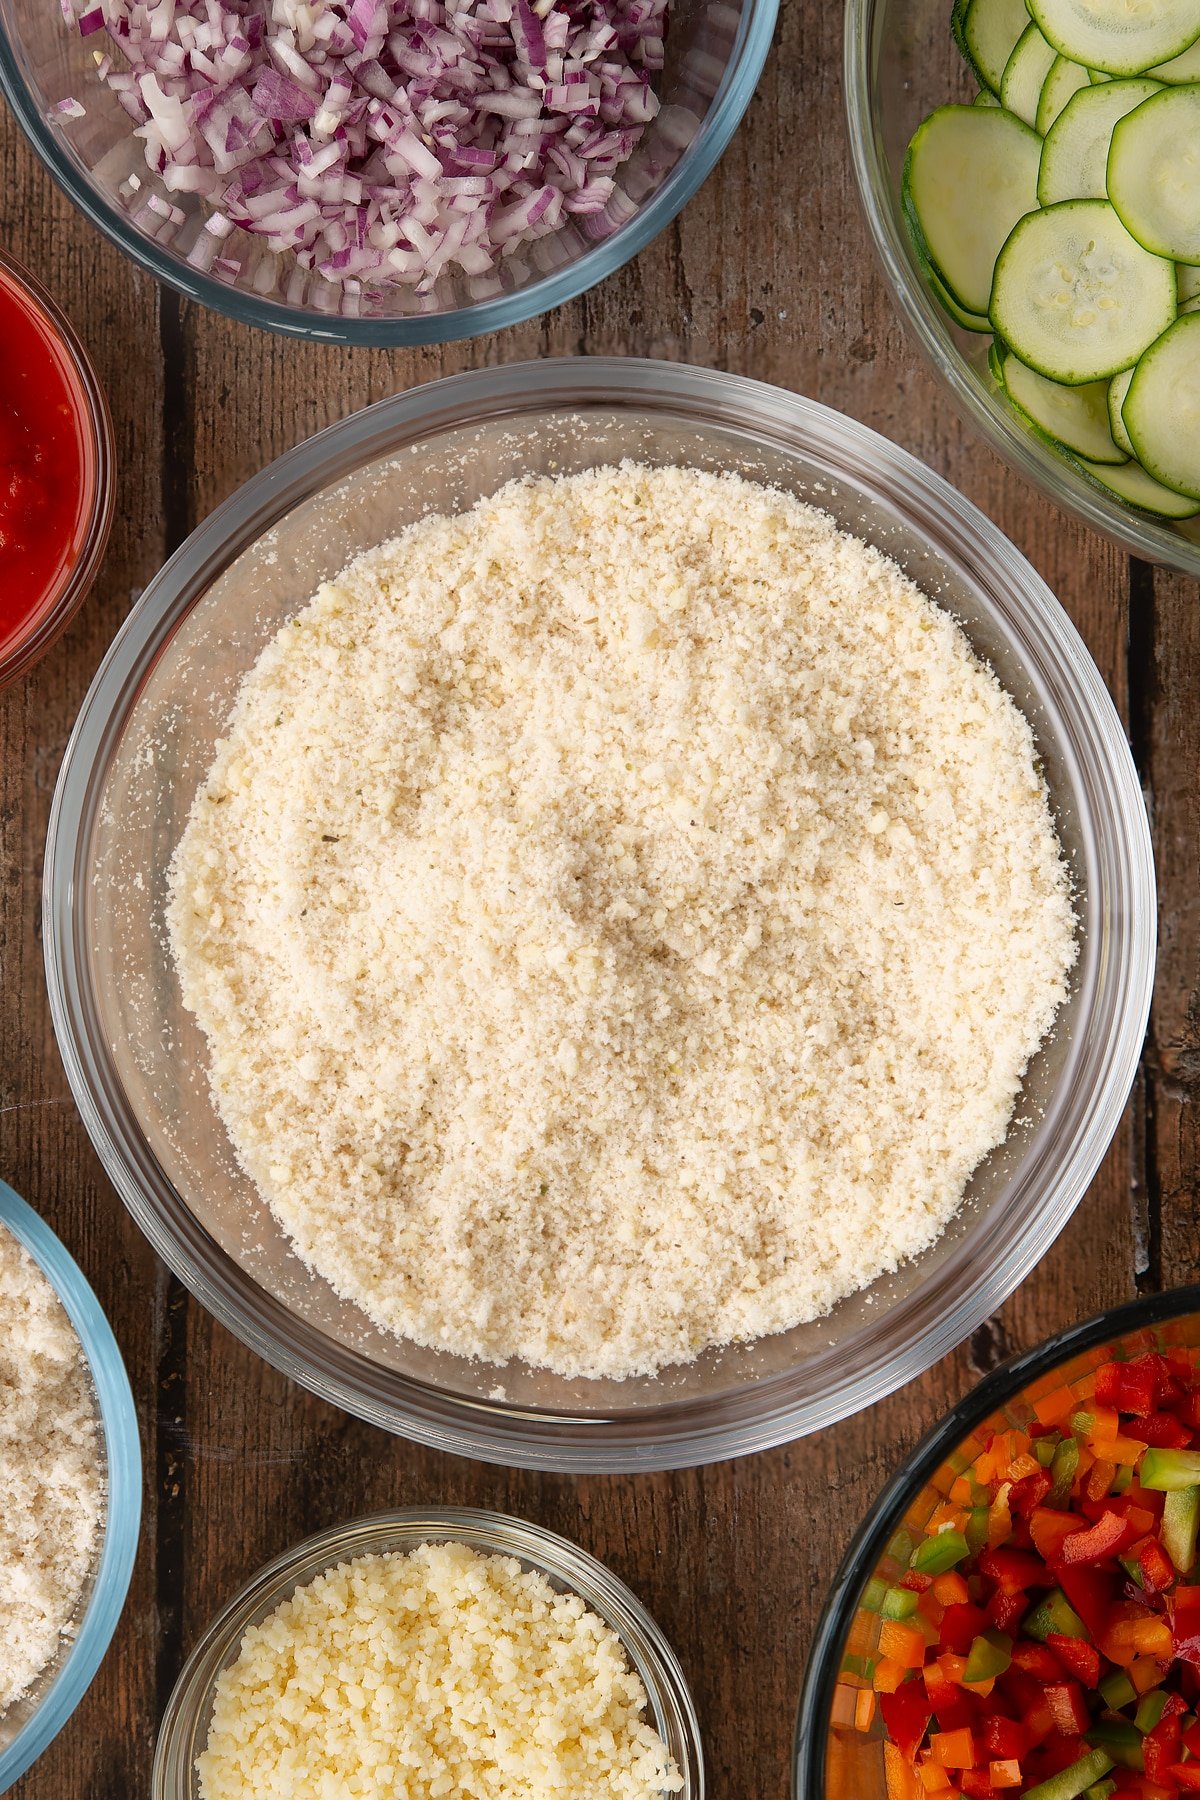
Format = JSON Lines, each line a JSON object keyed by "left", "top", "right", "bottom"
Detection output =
{"left": 794, "top": 1287, "right": 1200, "bottom": 1800}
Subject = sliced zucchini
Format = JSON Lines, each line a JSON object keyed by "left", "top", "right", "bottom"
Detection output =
{"left": 903, "top": 105, "right": 1043, "bottom": 316}
{"left": 1036, "top": 55, "right": 1094, "bottom": 132}
{"left": 1003, "top": 23, "right": 1060, "bottom": 124}
{"left": 975, "top": 88, "right": 1004, "bottom": 104}
{"left": 965, "top": 0, "right": 1040, "bottom": 92}
{"left": 1108, "top": 364, "right": 1136, "bottom": 451}
{"left": 953, "top": 0, "right": 973, "bottom": 64}
{"left": 1089, "top": 66, "right": 1112, "bottom": 80}
{"left": 1027, "top": 0, "right": 1200, "bottom": 77}
{"left": 1148, "top": 32, "right": 1200, "bottom": 78}
{"left": 990, "top": 198, "right": 1177, "bottom": 381}
{"left": 1037, "top": 78, "right": 1162, "bottom": 205}
{"left": 1181, "top": 263, "right": 1200, "bottom": 308}
{"left": 1107, "top": 84, "right": 1200, "bottom": 264}
{"left": 1076, "top": 452, "right": 1200, "bottom": 514}
{"left": 1124, "top": 312, "right": 1200, "bottom": 495}
{"left": 928, "top": 263, "right": 994, "bottom": 330}
{"left": 1003, "top": 353, "right": 1130, "bottom": 457}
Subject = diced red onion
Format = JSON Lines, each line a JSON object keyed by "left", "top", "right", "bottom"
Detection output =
{"left": 67, "top": 0, "right": 671, "bottom": 292}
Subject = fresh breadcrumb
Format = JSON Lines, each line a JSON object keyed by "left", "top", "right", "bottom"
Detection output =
{"left": 169, "top": 464, "right": 1076, "bottom": 1379}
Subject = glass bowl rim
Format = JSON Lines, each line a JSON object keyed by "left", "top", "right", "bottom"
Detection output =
{"left": 0, "top": 0, "right": 778, "bottom": 347}
{"left": 842, "top": 0, "right": 1200, "bottom": 578}
{"left": 43, "top": 355, "right": 1156, "bottom": 1473}
{"left": 791, "top": 1282, "right": 1200, "bottom": 1799}
{"left": 0, "top": 247, "right": 116, "bottom": 692}
{"left": 0, "top": 1178, "right": 143, "bottom": 1794}
{"left": 151, "top": 1503, "right": 705, "bottom": 1799}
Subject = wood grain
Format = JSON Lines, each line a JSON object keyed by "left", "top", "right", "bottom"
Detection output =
{"left": 1, "top": 0, "right": 1196, "bottom": 1793}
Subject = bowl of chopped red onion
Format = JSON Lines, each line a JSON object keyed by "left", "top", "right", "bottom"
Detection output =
{"left": 0, "top": 0, "right": 774, "bottom": 340}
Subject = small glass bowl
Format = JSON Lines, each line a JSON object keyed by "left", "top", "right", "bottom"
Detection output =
{"left": 845, "top": 0, "right": 1200, "bottom": 575}
{"left": 793, "top": 1286, "right": 1200, "bottom": 1800}
{"left": 153, "top": 1506, "right": 704, "bottom": 1799}
{"left": 0, "top": 1180, "right": 141, "bottom": 1794}
{"left": 44, "top": 358, "right": 1155, "bottom": 1472}
{"left": 0, "top": 250, "right": 115, "bottom": 692}
{"left": 0, "top": 0, "right": 775, "bottom": 343}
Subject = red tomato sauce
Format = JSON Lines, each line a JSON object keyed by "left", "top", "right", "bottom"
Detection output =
{"left": 0, "top": 264, "right": 96, "bottom": 659}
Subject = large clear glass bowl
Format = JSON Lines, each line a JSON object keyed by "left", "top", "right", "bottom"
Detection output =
{"left": 0, "top": 0, "right": 775, "bottom": 343}
{"left": 152, "top": 1507, "right": 703, "bottom": 1798}
{"left": 793, "top": 1286, "right": 1200, "bottom": 1800}
{"left": 845, "top": 0, "right": 1200, "bottom": 576}
{"left": 0, "top": 1180, "right": 141, "bottom": 1794}
{"left": 43, "top": 357, "right": 1155, "bottom": 1473}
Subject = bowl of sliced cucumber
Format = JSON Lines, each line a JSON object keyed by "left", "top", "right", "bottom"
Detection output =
{"left": 846, "top": 0, "right": 1200, "bottom": 570}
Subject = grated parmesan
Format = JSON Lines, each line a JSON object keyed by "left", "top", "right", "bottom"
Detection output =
{"left": 168, "top": 464, "right": 1076, "bottom": 1380}
{"left": 195, "top": 1541, "right": 683, "bottom": 1799}
{"left": 0, "top": 1221, "right": 104, "bottom": 1712}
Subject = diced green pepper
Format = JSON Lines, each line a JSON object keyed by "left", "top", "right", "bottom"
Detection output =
{"left": 963, "top": 1628, "right": 1012, "bottom": 1683}
{"left": 1036, "top": 1434, "right": 1061, "bottom": 1468}
{"left": 1050, "top": 1436, "right": 1081, "bottom": 1508}
{"left": 1139, "top": 1448, "right": 1200, "bottom": 1491}
{"left": 860, "top": 1576, "right": 888, "bottom": 1614}
{"left": 1119, "top": 1554, "right": 1144, "bottom": 1588}
{"left": 840, "top": 1652, "right": 877, "bottom": 1681}
{"left": 1111, "top": 1464, "right": 1133, "bottom": 1496}
{"left": 1086, "top": 1721, "right": 1144, "bottom": 1771}
{"left": 1084, "top": 1784, "right": 1117, "bottom": 1800}
{"left": 1134, "top": 1688, "right": 1169, "bottom": 1733}
{"left": 1024, "top": 1749, "right": 1116, "bottom": 1800}
{"left": 1162, "top": 1484, "right": 1200, "bottom": 1573}
{"left": 1098, "top": 1670, "right": 1137, "bottom": 1712}
{"left": 965, "top": 1505, "right": 990, "bottom": 1554}
{"left": 881, "top": 1585, "right": 920, "bottom": 1620}
{"left": 887, "top": 1528, "right": 914, "bottom": 1567}
{"left": 912, "top": 1529, "right": 969, "bottom": 1576}
{"left": 1026, "top": 1588, "right": 1089, "bottom": 1642}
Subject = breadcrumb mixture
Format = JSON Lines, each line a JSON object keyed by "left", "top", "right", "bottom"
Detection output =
{"left": 0, "top": 1222, "right": 104, "bottom": 1711}
{"left": 169, "top": 465, "right": 1076, "bottom": 1380}
{"left": 195, "top": 1541, "right": 683, "bottom": 1799}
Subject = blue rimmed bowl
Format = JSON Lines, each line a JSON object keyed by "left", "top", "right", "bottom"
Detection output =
{"left": 0, "top": 1180, "right": 141, "bottom": 1794}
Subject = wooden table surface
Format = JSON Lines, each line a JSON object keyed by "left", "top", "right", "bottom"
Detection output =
{"left": 2, "top": 3, "right": 1197, "bottom": 1794}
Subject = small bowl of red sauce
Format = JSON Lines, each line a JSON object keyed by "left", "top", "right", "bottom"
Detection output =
{"left": 0, "top": 249, "right": 114, "bottom": 689}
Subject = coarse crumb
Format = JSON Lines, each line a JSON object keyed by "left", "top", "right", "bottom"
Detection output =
{"left": 0, "top": 1222, "right": 104, "bottom": 1711}
{"left": 169, "top": 464, "right": 1076, "bottom": 1379}
{"left": 195, "top": 1541, "right": 683, "bottom": 1799}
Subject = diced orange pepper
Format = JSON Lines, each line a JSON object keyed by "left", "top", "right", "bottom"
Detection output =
{"left": 873, "top": 1657, "right": 910, "bottom": 1694}
{"left": 1099, "top": 1611, "right": 1174, "bottom": 1665}
{"left": 989, "top": 1761, "right": 1022, "bottom": 1789}
{"left": 950, "top": 1475, "right": 975, "bottom": 1506}
{"left": 918, "top": 1758, "right": 952, "bottom": 1793}
{"left": 931, "top": 1728, "right": 976, "bottom": 1771}
{"left": 1029, "top": 1508, "right": 1078, "bottom": 1562}
{"left": 885, "top": 1740, "right": 923, "bottom": 1800}
{"left": 918, "top": 1592, "right": 945, "bottom": 1630}
{"left": 831, "top": 1682, "right": 857, "bottom": 1727}
{"left": 879, "top": 1620, "right": 929, "bottom": 1668}
{"left": 1005, "top": 1452, "right": 1041, "bottom": 1482}
{"left": 1082, "top": 1404, "right": 1121, "bottom": 1440}
{"left": 987, "top": 1488, "right": 1013, "bottom": 1548}
{"left": 932, "top": 1572, "right": 970, "bottom": 1607}
{"left": 926, "top": 1501, "right": 964, "bottom": 1535}
{"left": 1090, "top": 1434, "right": 1148, "bottom": 1467}
{"left": 1086, "top": 1458, "right": 1117, "bottom": 1501}
{"left": 1033, "top": 1383, "right": 1078, "bottom": 1426}
{"left": 1130, "top": 1655, "right": 1169, "bottom": 1695}
{"left": 854, "top": 1688, "right": 876, "bottom": 1732}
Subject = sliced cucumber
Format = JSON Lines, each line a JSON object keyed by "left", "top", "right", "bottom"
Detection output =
{"left": 1124, "top": 312, "right": 1200, "bottom": 494}
{"left": 1108, "top": 364, "right": 1136, "bottom": 451}
{"left": 1003, "top": 352, "right": 1130, "bottom": 457}
{"left": 1077, "top": 452, "right": 1200, "bottom": 514}
{"left": 1148, "top": 32, "right": 1200, "bottom": 78}
{"left": 990, "top": 198, "right": 1177, "bottom": 381}
{"left": 1027, "top": 0, "right": 1200, "bottom": 77}
{"left": 965, "top": 0, "right": 1040, "bottom": 91}
{"left": 1003, "top": 23, "right": 1061, "bottom": 124}
{"left": 1037, "top": 78, "right": 1162, "bottom": 204}
{"left": 904, "top": 105, "right": 1043, "bottom": 316}
{"left": 1108, "top": 84, "right": 1200, "bottom": 263}
{"left": 1036, "top": 55, "right": 1094, "bottom": 132}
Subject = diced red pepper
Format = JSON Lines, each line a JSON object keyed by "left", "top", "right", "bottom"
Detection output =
{"left": 1138, "top": 1411, "right": 1194, "bottom": 1449}
{"left": 1029, "top": 1509, "right": 1079, "bottom": 1563}
{"left": 940, "top": 1604, "right": 989, "bottom": 1657}
{"left": 1045, "top": 1632, "right": 1101, "bottom": 1686}
{"left": 1043, "top": 1681, "right": 1090, "bottom": 1736}
{"left": 978, "top": 1549, "right": 1047, "bottom": 1595}
{"left": 881, "top": 1685, "right": 935, "bottom": 1762}
{"left": 958, "top": 1773, "right": 995, "bottom": 1798}
{"left": 1170, "top": 1764, "right": 1200, "bottom": 1792}
{"left": 1184, "top": 1717, "right": 1200, "bottom": 1758}
{"left": 923, "top": 1661, "right": 976, "bottom": 1733}
{"left": 1143, "top": 1711, "right": 1184, "bottom": 1785}
{"left": 1055, "top": 1562, "right": 1118, "bottom": 1640}
{"left": 1010, "top": 1641, "right": 1067, "bottom": 1683}
{"left": 981, "top": 1716, "right": 1029, "bottom": 1761}
{"left": 1182, "top": 1389, "right": 1200, "bottom": 1431}
{"left": 1137, "top": 1535, "right": 1176, "bottom": 1594}
{"left": 902, "top": 1568, "right": 936, "bottom": 1593}
{"left": 985, "top": 1589, "right": 1027, "bottom": 1635}
{"left": 1096, "top": 1357, "right": 1159, "bottom": 1416}
{"left": 1008, "top": 1471, "right": 1053, "bottom": 1518}
{"left": 1060, "top": 1509, "right": 1140, "bottom": 1564}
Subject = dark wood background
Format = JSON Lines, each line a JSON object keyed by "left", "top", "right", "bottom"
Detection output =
{"left": 2, "top": 0, "right": 1197, "bottom": 1792}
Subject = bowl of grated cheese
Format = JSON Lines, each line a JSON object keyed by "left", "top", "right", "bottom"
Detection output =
{"left": 43, "top": 358, "right": 1155, "bottom": 1472}
{"left": 0, "top": 1181, "right": 141, "bottom": 1793}
{"left": 152, "top": 1507, "right": 702, "bottom": 1799}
